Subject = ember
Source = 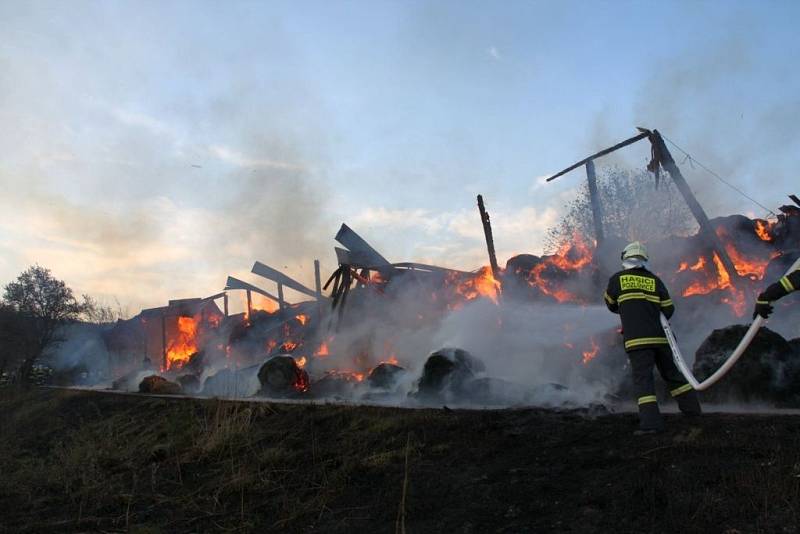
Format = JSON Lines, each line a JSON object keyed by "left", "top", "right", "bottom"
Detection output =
{"left": 582, "top": 338, "right": 600, "bottom": 365}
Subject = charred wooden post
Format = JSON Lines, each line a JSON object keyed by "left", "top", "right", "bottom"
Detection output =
{"left": 585, "top": 160, "right": 605, "bottom": 245}
{"left": 314, "top": 259, "right": 323, "bottom": 316}
{"left": 160, "top": 312, "right": 167, "bottom": 371}
{"left": 649, "top": 129, "right": 740, "bottom": 286}
{"left": 246, "top": 289, "right": 252, "bottom": 317}
{"left": 477, "top": 194, "right": 501, "bottom": 281}
{"left": 277, "top": 282, "right": 285, "bottom": 312}
{"left": 223, "top": 292, "right": 229, "bottom": 316}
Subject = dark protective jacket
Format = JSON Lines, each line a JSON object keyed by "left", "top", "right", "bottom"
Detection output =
{"left": 757, "top": 268, "right": 800, "bottom": 303}
{"left": 604, "top": 267, "right": 675, "bottom": 352}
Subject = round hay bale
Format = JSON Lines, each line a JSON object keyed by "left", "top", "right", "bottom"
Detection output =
{"left": 414, "top": 348, "right": 484, "bottom": 400}
{"left": 367, "top": 363, "right": 406, "bottom": 390}
{"left": 693, "top": 325, "right": 800, "bottom": 404}
{"left": 258, "top": 355, "right": 309, "bottom": 396}
{"left": 139, "top": 375, "right": 182, "bottom": 395}
{"left": 177, "top": 374, "right": 201, "bottom": 394}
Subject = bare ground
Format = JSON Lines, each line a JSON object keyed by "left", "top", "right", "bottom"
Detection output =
{"left": 1, "top": 388, "right": 800, "bottom": 533}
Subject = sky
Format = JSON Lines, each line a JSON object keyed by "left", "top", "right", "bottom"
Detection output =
{"left": 1, "top": 0, "right": 799, "bottom": 313}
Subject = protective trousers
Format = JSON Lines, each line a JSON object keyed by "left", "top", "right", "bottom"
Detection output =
{"left": 629, "top": 346, "right": 701, "bottom": 430}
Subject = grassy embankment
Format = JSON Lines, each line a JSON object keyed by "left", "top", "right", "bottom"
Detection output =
{"left": 2, "top": 388, "right": 800, "bottom": 533}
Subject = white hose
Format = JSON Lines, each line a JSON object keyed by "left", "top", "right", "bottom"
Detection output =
{"left": 662, "top": 257, "right": 800, "bottom": 391}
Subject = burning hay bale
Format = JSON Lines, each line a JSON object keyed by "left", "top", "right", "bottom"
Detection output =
{"left": 258, "top": 355, "right": 309, "bottom": 397}
{"left": 412, "top": 348, "right": 485, "bottom": 401}
{"left": 693, "top": 325, "right": 800, "bottom": 404}
{"left": 367, "top": 363, "right": 406, "bottom": 390}
{"left": 139, "top": 375, "right": 182, "bottom": 395}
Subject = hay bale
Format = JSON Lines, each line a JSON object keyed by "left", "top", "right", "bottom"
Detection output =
{"left": 177, "top": 374, "right": 201, "bottom": 394}
{"left": 258, "top": 355, "right": 309, "bottom": 396}
{"left": 201, "top": 366, "right": 261, "bottom": 397}
{"left": 367, "top": 363, "right": 406, "bottom": 390}
{"left": 693, "top": 325, "right": 800, "bottom": 404}
{"left": 310, "top": 371, "right": 362, "bottom": 398}
{"left": 139, "top": 375, "right": 182, "bottom": 395}
{"left": 413, "top": 348, "right": 484, "bottom": 400}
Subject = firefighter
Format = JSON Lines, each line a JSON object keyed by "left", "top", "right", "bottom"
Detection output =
{"left": 753, "top": 264, "right": 800, "bottom": 319}
{"left": 604, "top": 241, "right": 702, "bottom": 434}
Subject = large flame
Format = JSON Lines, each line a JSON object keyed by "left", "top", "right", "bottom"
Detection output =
{"left": 524, "top": 233, "right": 594, "bottom": 302}
{"left": 448, "top": 266, "right": 501, "bottom": 306}
{"left": 715, "top": 226, "right": 774, "bottom": 280}
{"left": 680, "top": 252, "right": 746, "bottom": 316}
{"left": 164, "top": 316, "right": 199, "bottom": 371}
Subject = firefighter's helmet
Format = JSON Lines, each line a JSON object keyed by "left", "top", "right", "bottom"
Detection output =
{"left": 621, "top": 241, "right": 649, "bottom": 261}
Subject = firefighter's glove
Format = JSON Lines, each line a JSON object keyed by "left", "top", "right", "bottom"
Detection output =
{"left": 753, "top": 301, "right": 773, "bottom": 319}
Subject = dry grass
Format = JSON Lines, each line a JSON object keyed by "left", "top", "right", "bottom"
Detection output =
{"left": 3, "top": 388, "right": 800, "bottom": 533}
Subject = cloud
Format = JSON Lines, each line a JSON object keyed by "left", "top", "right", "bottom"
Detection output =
{"left": 209, "top": 144, "right": 307, "bottom": 171}
{"left": 487, "top": 46, "right": 502, "bottom": 61}
{"left": 351, "top": 207, "right": 446, "bottom": 234}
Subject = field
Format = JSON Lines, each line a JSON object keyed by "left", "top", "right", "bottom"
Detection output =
{"left": 2, "top": 388, "right": 800, "bottom": 533}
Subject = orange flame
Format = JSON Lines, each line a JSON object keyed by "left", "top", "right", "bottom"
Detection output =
{"left": 250, "top": 293, "right": 279, "bottom": 314}
{"left": 524, "top": 233, "right": 594, "bottom": 302}
{"left": 164, "top": 316, "right": 198, "bottom": 371}
{"left": 754, "top": 220, "right": 773, "bottom": 242}
{"left": 314, "top": 341, "right": 330, "bottom": 357}
{"left": 281, "top": 340, "right": 299, "bottom": 352}
{"left": 680, "top": 252, "right": 746, "bottom": 316}
{"left": 295, "top": 314, "right": 309, "bottom": 326}
{"left": 296, "top": 356, "right": 307, "bottom": 368}
{"left": 449, "top": 266, "right": 501, "bottom": 305}
{"left": 715, "top": 226, "right": 773, "bottom": 280}
{"left": 582, "top": 338, "right": 599, "bottom": 365}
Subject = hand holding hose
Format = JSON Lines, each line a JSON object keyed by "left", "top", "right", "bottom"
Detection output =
{"left": 753, "top": 296, "right": 773, "bottom": 320}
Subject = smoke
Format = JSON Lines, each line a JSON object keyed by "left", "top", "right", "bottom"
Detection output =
{"left": 630, "top": 32, "right": 800, "bottom": 218}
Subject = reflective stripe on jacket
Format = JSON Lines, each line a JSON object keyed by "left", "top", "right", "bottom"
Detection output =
{"left": 604, "top": 267, "right": 674, "bottom": 353}
{"left": 758, "top": 268, "right": 800, "bottom": 303}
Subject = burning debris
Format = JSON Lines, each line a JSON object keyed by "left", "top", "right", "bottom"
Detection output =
{"left": 258, "top": 355, "right": 309, "bottom": 396}
{"left": 93, "top": 127, "right": 800, "bottom": 409}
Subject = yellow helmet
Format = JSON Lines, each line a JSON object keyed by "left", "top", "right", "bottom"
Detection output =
{"left": 621, "top": 241, "right": 649, "bottom": 261}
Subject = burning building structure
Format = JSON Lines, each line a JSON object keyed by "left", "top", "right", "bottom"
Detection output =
{"left": 99, "top": 128, "right": 800, "bottom": 407}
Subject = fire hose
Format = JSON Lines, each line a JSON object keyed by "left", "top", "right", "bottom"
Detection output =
{"left": 661, "top": 256, "right": 800, "bottom": 391}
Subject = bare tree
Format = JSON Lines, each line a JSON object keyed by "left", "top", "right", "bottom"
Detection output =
{"left": 545, "top": 167, "right": 695, "bottom": 253}
{"left": 2, "top": 265, "right": 93, "bottom": 384}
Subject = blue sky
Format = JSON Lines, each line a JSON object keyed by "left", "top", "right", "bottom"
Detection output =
{"left": 1, "top": 0, "right": 798, "bottom": 312}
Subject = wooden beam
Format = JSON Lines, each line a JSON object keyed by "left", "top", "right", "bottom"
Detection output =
{"left": 161, "top": 312, "right": 167, "bottom": 371}
{"left": 334, "top": 223, "right": 392, "bottom": 268}
{"left": 585, "top": 160, "right": 605, "bottom": 245}
{"left": 251, "top": 261, "right": 319, "bottom": 299}
{"left": 477, "top": 195, "right": 501, "bottom": 280}
{"left": 246, "top": 289, "right": 252, "bottom": 317}
{"left": 224, "top": 276, "right": 281, "bottom": 302}
{"left": 650, "top": 130, "right": 740, "bottom": 286}
{"left": 314, "top": 259, "right": 323, "bottom": 317}
{"left": 277, "top": 283, "right": 285, "bottom": 312}
{"left": 547, "top": 131, "right": 650, "bottom": 182}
